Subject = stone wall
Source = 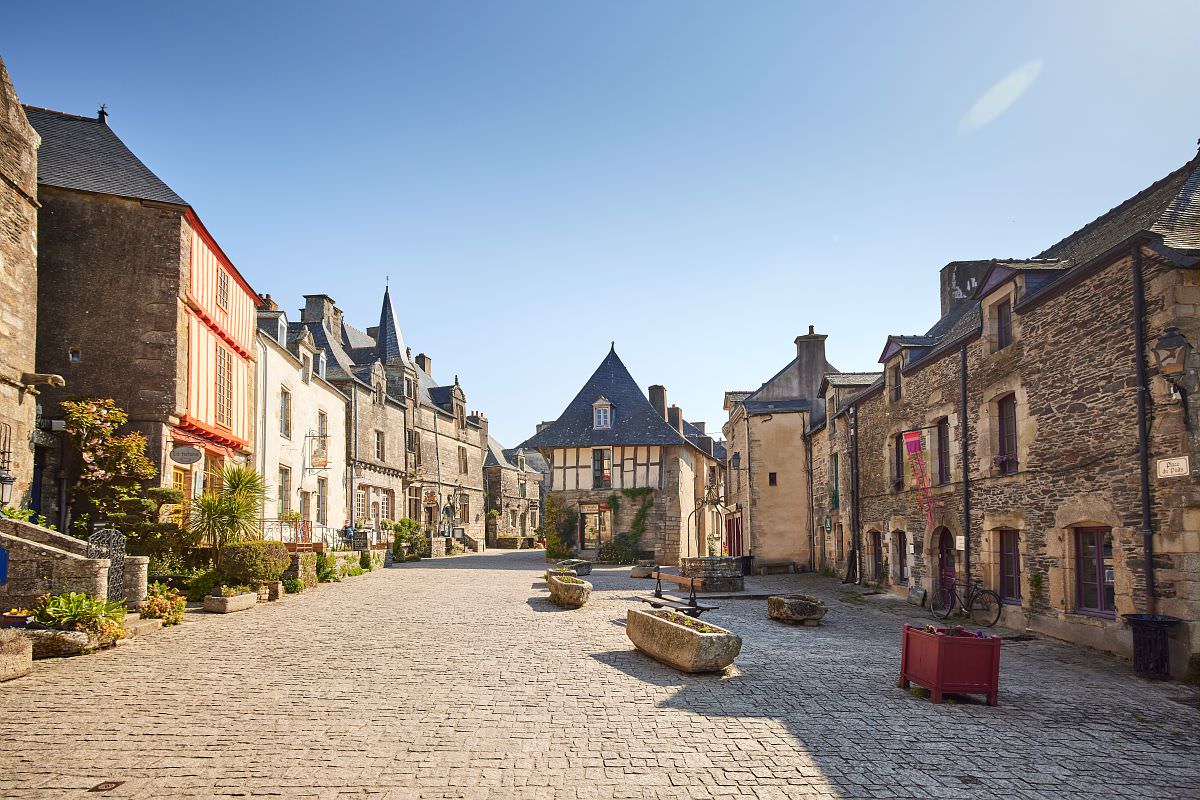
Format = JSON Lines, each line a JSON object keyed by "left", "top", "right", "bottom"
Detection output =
{"left": 0, "top": 57, "right": 40, "bottom": 507}
{"left": 285, "top": 552, "right": 318, "bottom": 589}
{"left": 484, "top": 464, "right": 541, "bottom": 545}
{"left": 0, "top": 530, "right": 109, "bottom": 609}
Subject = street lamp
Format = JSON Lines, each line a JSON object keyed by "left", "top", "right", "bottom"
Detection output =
{"left": 1152, "top": 326, "right": 1192, "bottom": 377}
{"left": 0, "top": 467, "right": 14, "bottom": 505}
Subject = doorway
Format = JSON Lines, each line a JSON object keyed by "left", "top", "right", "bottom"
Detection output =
{"left": 938, "top": 528, "right": 956, "bottom": 590}
{"left": 895, "top": 531, "right": 908, "bottom": 585}
{"left": 870, "top": 531, "right": 883, "bottom": 580}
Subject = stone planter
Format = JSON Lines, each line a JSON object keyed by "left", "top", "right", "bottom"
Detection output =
{"left": 545, "top": 567, "right": 576, "bottom": 581}
{"left": 767, "top": 594, "right": 829, "bottom": 626}
{"left": 21, "top": 628, "right": 115, "bottom": 658}
{"left": 680, "top": 557, "right": 744, "bottom": 593}
{"left": 630, "top": 560, "right": 656, "bottom": 578}
{"left": 546, "top": 574, "right": 592, "bottom": 608}
{"left": 626, "top": 608, "right": 742, "bottom": 673}
{"left": 0, "top": 629, "right": 33, "bottom": 681}
{"left": 203, "top": 593, "right": 258, "bottom": 614}
{"left": 556, "top": 559, "right": 592, "bottom": 576}
{"left": 256, "top": 580, "right": 284, "bottom": 602}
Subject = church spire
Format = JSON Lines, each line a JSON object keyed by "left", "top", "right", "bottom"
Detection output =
{"left": 375, "top": 285, "right": 407, "bottom": 366}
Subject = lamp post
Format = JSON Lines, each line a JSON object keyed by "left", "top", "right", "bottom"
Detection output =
{"left": 0, "top": 467, "right": 14, "bottom": 506}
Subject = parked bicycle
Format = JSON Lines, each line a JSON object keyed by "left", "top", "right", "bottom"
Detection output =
{"left": 930, "top": 578, "right": 1002, "bottom": 627}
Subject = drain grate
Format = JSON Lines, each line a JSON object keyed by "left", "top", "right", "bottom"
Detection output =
{"left": 88, "top": 782, "right": 125, "bottom": 793}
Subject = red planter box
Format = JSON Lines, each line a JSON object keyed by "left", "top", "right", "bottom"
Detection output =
{"left": 899, "top": 624, "right": 1001, "bottom": 705}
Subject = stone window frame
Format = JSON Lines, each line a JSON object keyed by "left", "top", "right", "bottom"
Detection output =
{"left": 934, "top": 415, "right": 952, "bottom": 485}
{"left": 279, "top": 386, "right": 292, "bottom": 439}
{"left": 983, "top": 283, "right": 1020, "bottom": 354}
{"left": 889, "top": 361, "right": 903, "bottom": 403}
{"left": 979, "top": 513, "right": 1028, "bottom": 607}
{"left": 887, "top": 431, "right": 907, "bottom": 492}
{"left": 375, "top": 430, "right": 386, "bottom": 462}
{"left": 1043, "top": 497, "right": 1129, "bottom": 620}
{"left": 976, "top": 377, "right": 1033, "bottom": 479}
{"left": 458, "top": 445, "right": 469, "bottom": 474}
{"left": 592, "top": 398, "right": 613, "bottom": 430}
{"left": 316, "top": 476, "right": 328, "bottom": 525}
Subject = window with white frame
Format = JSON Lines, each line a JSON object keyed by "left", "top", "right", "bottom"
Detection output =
{"left": 593, "top": 398, "right": 612, "bottom": 430}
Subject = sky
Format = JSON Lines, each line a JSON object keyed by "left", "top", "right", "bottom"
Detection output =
{"left": 5, "top": 1, "right": 1199, "bottom": 447}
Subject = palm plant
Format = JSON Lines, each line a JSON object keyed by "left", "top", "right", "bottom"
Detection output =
{"left": 187, "top": 464, "right": 266, "bottom": 575}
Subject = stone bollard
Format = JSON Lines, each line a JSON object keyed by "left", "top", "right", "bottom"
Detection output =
{"left": 124, "top": 556, "right": 149, "bottom": 607}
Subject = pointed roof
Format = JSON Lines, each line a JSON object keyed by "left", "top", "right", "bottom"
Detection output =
{"left": 521, "top": 346, "right": 689, "bottom": 449}
{"left": 375, "top": 286, "right": 408, "bottom": 366}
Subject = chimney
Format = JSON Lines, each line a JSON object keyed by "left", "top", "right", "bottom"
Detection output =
{"left": 649, "top": 385, "right": 668, "bottom": 420}
{"left": 697, "top": 435, "right": 715, "bottom": 457}
{"left": 258, "top": 293, "right": 278, "bottom": 311}
{"left": 939, "top": 261, "right": 992, "bottom": 316}
{"left": 366, "top": 326, "right": 379, "bottom": 341}
{"left": 667, "top": 405, "right": 684, "bottom": 435}
{"left": 415, "top": 353, "right": 432, "bottom": 374}
{"left": 692, "top": 422, "right": 705, "bottom": 435}
{"left": 794, "top": 326, "right": 829, "bottom": 403}
{"left": 97, "top": 104, "right": 108, "bottom": 125}
{"left": 301, "top": 294, "right": 338, "bottom": 327}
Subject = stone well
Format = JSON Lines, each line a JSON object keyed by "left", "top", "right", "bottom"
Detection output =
{"left": 680, "top": 557, "right": 744, "bottom": 593}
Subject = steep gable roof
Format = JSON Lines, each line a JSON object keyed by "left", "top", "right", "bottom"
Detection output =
{"left": 24, "top": 105, "right": 186, "bottom": 205}
{"left": 375, "top": 286, "right": 408, "bottom": 367}
{"left": 521, "top": 346, "right": 689, "bottom": 450}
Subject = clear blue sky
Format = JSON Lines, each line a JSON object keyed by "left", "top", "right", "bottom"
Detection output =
{"left": 5, "top": 1, "right": 1198, "bottom": 446}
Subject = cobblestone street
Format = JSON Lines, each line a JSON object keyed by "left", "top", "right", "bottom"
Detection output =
{"left": 1, "top": 550, "right": 1198, "bottom": 799}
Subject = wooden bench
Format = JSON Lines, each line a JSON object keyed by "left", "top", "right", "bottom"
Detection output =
{"left": 755, "top": 560, "right": 797, "bottom": 576}
{"left": 636, "top": 571, "right": 717, "bottom": 618}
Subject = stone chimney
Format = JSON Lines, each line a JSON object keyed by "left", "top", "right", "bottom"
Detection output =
{"left": 692, "top": 422, "right": 705, "bottom": 435}
{"left": 794, "top": 326, "right": 829, "bottom": 403}
{"left": 366, "top": 326, "right": 379, "bottom": 341}
{"left": 258, "top": 293, "right": 278, "bottom": 311}
{"left": 301, "top": 294, "right": 341, "bottom": 330}
{"left": 649, "top": 385, "right": 668, "bottom": 420}
{"left": 667, "top": 405, "right": 684, "bottom": 435}
{"left": 939, "top": 261, "right": 992, "bottom": 316}
{"left": 415, "top": 353, "right": 432, "bottom": 374}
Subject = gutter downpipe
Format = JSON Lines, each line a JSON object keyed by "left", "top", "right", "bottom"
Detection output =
{"left": 744, "top": 411, "right": 754, "bottom": 563}
{"left": 805, "top": 415, "right": 816, "bottom": 573}
{"left": 1131, "top": 244, "right": 1158, "bottom": 614}
{"left": 848, "top": 404, "right": 862, "bottom": 585}
{"left": 258, "top": 338, "right": 269, "bottom": 528}
{"left": 961, "top": 343, "right": 971, "bottom": 580}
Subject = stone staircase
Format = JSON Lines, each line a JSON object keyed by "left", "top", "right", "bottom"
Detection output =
{"left": 122, "top": 612, "right": 163, "bottom": 638}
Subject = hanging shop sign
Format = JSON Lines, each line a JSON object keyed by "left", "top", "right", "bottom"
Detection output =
{"left": 169, "top": 445, "right": 203, "bottom": 465}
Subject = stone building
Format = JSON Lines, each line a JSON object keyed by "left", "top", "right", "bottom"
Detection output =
{"left": 295, "top": 288, "right": 489, "bottom": 546}
{"left": 523, "top": 345, "right": 724, "bottom": 565}
{"left": 721, "top": 328, "right": 836, "bottom": 569}
{"left": 255, "top": 302, "right": 350, "bottom": 544}
{"left": 811, "top": 152, "right": 1200, "bottom": 677}
{"left": 26, "top": 104, "right": 259, "bottom": 526}
{"left": 484, "top": 438, "right": 543, "bottom": 547}
{"left": 0, "top": 57, "right": 44, "bottom": 511}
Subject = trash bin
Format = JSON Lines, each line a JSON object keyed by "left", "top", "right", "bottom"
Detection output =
{"left": 1122, "top": 614, "right": 1182, "bottom": 680}
{"left": 739, "top": 554, "right": 754, "bottom": 577}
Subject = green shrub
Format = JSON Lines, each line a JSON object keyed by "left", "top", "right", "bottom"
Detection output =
{"left": 597, "top": 531, "right": 641, "bottom": 565}
{"left": 220, "top": 540, "right": 290, "bottom": 584}
{"left": 145, "top": 487, "right": 184, "bottom": 506}
{"left": 186, "top": 568, "right": 221, "bottom": 601}
{"left": 282, "top": 578, "right": 304, "bottom": 594}
{"left": 404, "top": 553, "right": 422, "bottom": 562}
{"left": 359, "top": 551, "right": 372, "bottom": 570}
{"left": 31, "top": 592, "right": 126, "bottom": 640}
{"left": 342, "top": 564, "right": 365, "bottom": 577}
{"left": 316, "top": 552, "right": 337, "bottom": 582}
{"left": 142, "top": 581, "right": 186, "bottom": 625}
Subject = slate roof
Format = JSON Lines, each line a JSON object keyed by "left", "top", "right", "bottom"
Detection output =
{"left": 521, "top": 346, "right": 692, "bottom": 450}
{"left": 824, "top": 372, "right": 881, "bottom": 387}
{"left": 505, "top": 447, "right": 548, "bottom": 476}
{"left": 375, "top": 287, "right": 409, "bottom": 367}
{"left": 485, "top": 437, "right": 516, "bottom": 470}
{"left": 24, "top": 106, "right": 186, "bottom": 205}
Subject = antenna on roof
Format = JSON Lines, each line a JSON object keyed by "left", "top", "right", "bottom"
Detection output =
{"left": 97, "top": 104, "right": 108, "bottom": 125}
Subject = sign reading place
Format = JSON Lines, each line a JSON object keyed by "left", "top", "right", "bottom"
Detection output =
{"left": 1156, "top": 456, "right": 1190, "bottom": 479}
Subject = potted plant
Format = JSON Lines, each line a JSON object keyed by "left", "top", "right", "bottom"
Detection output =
{"left": 23, "top": 592, "right": 127, "bottom": 657}
{"left": 546, "top": 573, "right": 592, "bottom": 608}
{"left": 767, "top": 594, "right": 828, "bottom": 626}
{"left": 202, "top": 585, "right": 258, "bottom": 614}
{"left": 2, "top": 608, "right": 33, "bottom": 629}
{"left": 898, "top": 624, "right": 1001, "bottom": 705}
{"left": 626, "top": 608, "right": 742, "bottom": 673}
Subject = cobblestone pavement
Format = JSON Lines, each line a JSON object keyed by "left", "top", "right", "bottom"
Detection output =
{"left": 1, "top": 550, "right": 1198, "bottom": 799}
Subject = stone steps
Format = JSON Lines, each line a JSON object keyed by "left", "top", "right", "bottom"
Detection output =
{"left": 122, "top": 612, "right": 163, "bottom": 638}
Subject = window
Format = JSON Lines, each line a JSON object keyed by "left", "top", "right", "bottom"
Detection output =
{"left": 408, "top": 486, "right": 421, "bottom": 521}
{"left": 936, "top": 417, "right": 950, "bottom": 485}
{"left": 893, "top": 435, "right": 905, "bottom": 490}
{"left": 518, "top": 479, "right": 527, "bottom": 498}
{"left": 518, "top": 453, "right": 526, "bottom": 470}
{"left": 317, "top": 410, "right": 328, "bottom": 438}
{"left": 458, "top": 494, "right": 469, "bottom": 524}
{"left": 510, "top": 509, "right": 517, "bottom": 527}
{"left": 593, "top": 405, "right": 611, "bottom": 429}
{"left": 413, "top": 431, "right": 423, "bottom": 466}
{"left": 896, "top": 531, "right": 909, "bottom": 585}
{"left": 996, "top": 297, "right": 1013, "bottom": 350}
{"left": 375, "top": 431, "right": 386, "bottom": 461}
{"left": 836, "top": 523, "right": 844, "bottom": 561}
{"left": 216, "top": 269, "right": 230, "bottom": 309}
{"left": 215, "top": 345, "right": 233, "bottom": 428}
{"left": 997, "top": 394, "right": 1018, "bottom": 475}
{"left": 277, "top": 466, "right": 291, "bottom": 516}
{"left": 1075, "top": 527, "right": 1114, "bottom": 616}
{"left": 890, "top": 364, "right": 902, "bottom": 402}
{"left": 355, "top": 488, "right": 367, "bottom": 521}
{"left": 316, "top": 477, "right": 328, "bottom": 525}
{"left": 172, "top": 467, "right": 189, "bottom": 497}
{"left": 456, "top": 404, "right": 467, "bottom": 430}
{"left": 381, "top": 491, "right": 392, "bottom": 521}
{"left": 831, "top": 453, "right": 839, "bottom": 510}
{"left": 708, "top": 465, "right": 717, "bottom": 486}
{"left": 458, "top": 446, "right": 468, "bottom": 474}
{"left": 301, "top": 355, "right": 312, "bottom": 384}
{"left": 280, "top": 388, "right": 292, "bottom": 438}
{"left": 374, "top": 382, "right": 385, "bottom": 405}
{"left": 999, "top": 529, "right": 1020, "bottom": 603}
{"left": 768, "top": 472, "right": 778, "bottom": 486}
{"left": 530, "top": 511, "right": 537, "bottom": 529}
{"left": 592, "top": 448, "right": 612, "bottom": 489}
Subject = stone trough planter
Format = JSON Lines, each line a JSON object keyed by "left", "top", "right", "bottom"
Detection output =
{"left": 0, "top": 629, "right": 33, "bottom": 680}
{"left": 20, "top": 628, "right": 117, "bottom": 658}
{"left": 767, "top": 594, "right": 829, "bottom": 626}
{"left": 626, "top": 608, "right": 742, "bottom": 673}
{"left": 556, "top": 558, "right": 592, "bottom": 576}
{"left": 203, "top": 592, "right": 258, "bottom": 614}
{"left": 630, "top": 560, "right": 656, "bottom": 578}
{"left": 546, "top": 573, "right": 592, "bottom": 608}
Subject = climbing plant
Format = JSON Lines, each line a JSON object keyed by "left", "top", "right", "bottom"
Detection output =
{"left": 597, "top": 487, "right": 654, "bottom": 564}
{"left": 540, "top": 496, "right": 577, "bottom": 559}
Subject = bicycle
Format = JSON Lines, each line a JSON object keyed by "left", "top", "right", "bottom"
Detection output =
{"left": 930, "top": 578, "right": 1002, "bottom": 627}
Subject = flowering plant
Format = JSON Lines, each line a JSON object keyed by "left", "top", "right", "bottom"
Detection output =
{"left": 61, "top": 398, "right": 156, "bottom": 521}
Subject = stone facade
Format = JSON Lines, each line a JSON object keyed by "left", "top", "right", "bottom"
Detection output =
{"left": 484, "top": 441, "right": 542, "bottom": 546}
{"left": 0, "top": 519, "right": 109, "bottom": 609}
{"left": 0, "top": 57, "right": 41, "bottom": 509}
{"left": 805, "top": 156, "right": 1200, "bottom": 677}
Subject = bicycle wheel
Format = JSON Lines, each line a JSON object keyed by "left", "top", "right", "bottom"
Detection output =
{"left": 969, "top": 589, "right": 1002, "bottom": 628}
{"left": 930, "top": 584, "right": 956, "bottom": 620}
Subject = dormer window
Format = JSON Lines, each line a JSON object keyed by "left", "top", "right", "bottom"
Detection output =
{"left": 316, "top": 353, "right": 326, "bottom": 379}
{"left": 277, "top": 318, "right": 287, "bottom": 343}
{"left": 374, "top": 382, "right": 385, "bottom": 405}
{"left": 890, "top": 364, "right": 902, "bottom": 402}
{"left": 592, "top": 397, "right": 613, "bottom": 430}
{"left": 301, "top": 355, "right": 312, "bottom": 384}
